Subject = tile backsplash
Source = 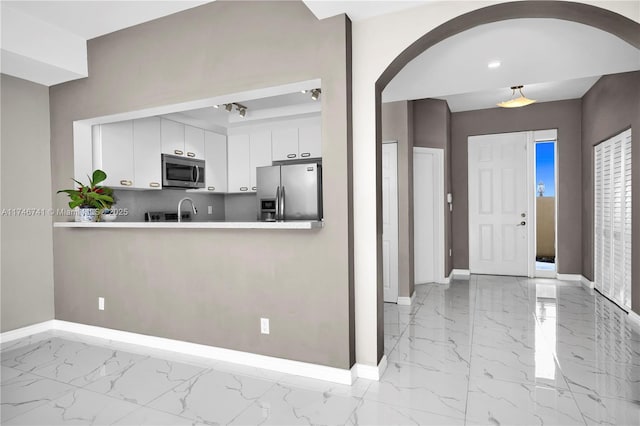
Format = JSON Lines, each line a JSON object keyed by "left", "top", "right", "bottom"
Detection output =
{"left": 113, "top": 189, "right": 225, "bottom": 222}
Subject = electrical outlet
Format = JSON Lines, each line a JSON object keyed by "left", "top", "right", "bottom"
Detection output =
{"left": 207, "top": 205, "right": 213, "bottom": 215}
{"left": 260, "top": 317, "right": 270, "bottom": 334}
{"left": 98, "top": 297, "right": 105, "bottom": 311}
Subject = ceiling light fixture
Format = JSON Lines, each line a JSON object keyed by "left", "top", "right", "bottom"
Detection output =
{"left": 310, "top": 88, "right": 321, "bottom": 101}
{"left": 497, "top": 85, "right": 536, "bottom": 108}
{"left": 487, "top": 60, "right": 501, "bottom": 69}
{"left": 224, "top": 103, "right": 233, "bottom": 112}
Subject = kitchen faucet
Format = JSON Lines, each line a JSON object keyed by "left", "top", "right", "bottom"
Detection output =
{"left": 177, "top": 197, "right": 197, "bottom": 222}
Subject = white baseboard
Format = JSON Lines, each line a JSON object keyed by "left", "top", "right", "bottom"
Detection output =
{"left": 556, "top": 273, "right": 583, "bottom": 281}
{"left": 397, "top": 292, "right": 415, "bottom": 306}
{"left": 452, "top": 269, "right": 470, "bottom": 277}
{"left": 580, "top": 275, "right": 595, "bottom": 289}
{"left": 354, "top": 355, "right": 387, "bottom": 381}
{"left": 436, "top": 271, "right": 452, "bottom": 284}
{"left": 628, "top": 310, "right": 640, "bottom": 330}
{"left": 2, "top": 320, "right": 356, "bottom": 385}
{"left": 0, "top": 320, "right": 55, "bottom": 344}
{"left": 556, "top": 274, "right": 595, "bottom": 290}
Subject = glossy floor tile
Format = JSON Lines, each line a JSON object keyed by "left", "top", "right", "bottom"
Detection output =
{"left": 1, "top": 275, "right": 639, "bottom": 425}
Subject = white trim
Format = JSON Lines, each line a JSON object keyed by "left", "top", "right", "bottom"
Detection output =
{"left": 397, "top": 292, "right": 415, "bottom": 306}
{"left": 354, "top": 355, "right": 388, "bottom": 381}
{"left": 452, "top": 269, "right": 471, "bottom": 277}
{"left": 436, "top": 270, "right": 452, "bottom": 284}
{"left": 580, "top": 275, "right": 595, "bottom": 290}
{"left": 2, "top": 320, "right": 356, "bottom": 385}
{"left": 628, "top": 310, "right": 640, "bottom": 330}
{"left": 556, "top": 273, "right": 583, "bottom": 282}
{"left": 535, "top": 269, "right": 557, "bottom": 279}
{"left": 0, "top": 320, "right": 56, "bottom": 344}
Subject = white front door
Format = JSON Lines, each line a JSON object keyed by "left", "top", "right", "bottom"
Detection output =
{"left": 382, "top": 142, "right": 399, "bottom": 303}
{"left": 468, "top": 132, "right": 529, "bottom": 276}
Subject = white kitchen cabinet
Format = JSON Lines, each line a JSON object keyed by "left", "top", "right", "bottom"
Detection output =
{"left": 203, "top": 131, "right": 227, "bottom": 192}
{"left": 249, "top": 130, "right": 272, "bottom": 191}
{"left": 184, "top": 125, "right": 205, "bottom": 159}
{"left": 96, "top": 120, "right": 135, "bottom": 188}
{"left": 271, "top": 128, "right": 299, "bottom": 161}
{"left": 298, "top": 123, "right": 322, "bottom": 159}
{"left": 227, "top": 134, "right": 251, "bottom": 192}
{"left": 161, "top": 118, "right": 185, "bottom": 156}
{"left": 161, "top": 119, "right": 205, "bottom": 159}
{"left": 133, "top": 117, "right": 162, "bottom": 190}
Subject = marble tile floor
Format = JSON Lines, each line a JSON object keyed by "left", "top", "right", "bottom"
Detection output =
{"left": 1, "top": 275, "right": 639, "bottom": 425}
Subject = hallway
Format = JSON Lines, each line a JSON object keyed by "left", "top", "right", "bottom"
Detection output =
{"left": 1, "top": 276, "right": 638, "bottom": 425}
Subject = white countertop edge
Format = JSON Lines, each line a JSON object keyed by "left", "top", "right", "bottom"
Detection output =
{"left": 53, "top": 221, "right": 324, "bottom": 230}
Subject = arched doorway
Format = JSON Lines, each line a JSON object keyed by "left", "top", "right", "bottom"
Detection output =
{"left": 363, "top": 0, "right": 640, "bottom": 371}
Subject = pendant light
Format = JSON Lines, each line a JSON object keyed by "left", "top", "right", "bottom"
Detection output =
{"left": 497, "top": 85, "right": 536, "bottom": 108}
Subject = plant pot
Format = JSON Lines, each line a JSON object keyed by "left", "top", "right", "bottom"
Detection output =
{"left": 101, "top": 209, "right": 117, "bottom": 222}
{"left": 77, "top": 207, "right": 97, "bottom": 222}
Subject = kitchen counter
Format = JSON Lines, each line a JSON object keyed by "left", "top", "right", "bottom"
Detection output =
{"left": 53, "top": 221, "right": 323, "bottom": 230}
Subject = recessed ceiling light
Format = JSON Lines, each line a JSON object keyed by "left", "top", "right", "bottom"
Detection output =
{"left": 488, "top": 60, "right": 501, "bottom": 69}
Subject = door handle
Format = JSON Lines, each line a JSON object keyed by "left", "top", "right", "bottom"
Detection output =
{"left": 516, "top": 221, "right": 526, "bottom": 226}
{"left": 280, "top": 186, "right": 285, "bottom": 221}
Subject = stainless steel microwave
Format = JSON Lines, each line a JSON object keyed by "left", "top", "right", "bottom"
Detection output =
{"left": 162, "top": 154, "right": 205, "bottom": 189}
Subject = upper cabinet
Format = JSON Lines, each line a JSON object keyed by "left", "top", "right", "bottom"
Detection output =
{"left": 271, "top": 122, "right": 321, "bottom": 161}
{"left": 227, "top": 134, "right": 251, "bottom": 192}
{"left": 95, "top": 120, "right": 134, "bottom": 188}
{"left": 203, "top": 131, "right": 227, "bottom": 193}
{"left": 94, "top": 117, "right": 162, "bottom": 190}
{"left": 184, "top": 125, "right": 205, "bottom": 159}
{"left": 249, "top": 131, "right": 272, "bottom": 191}
{"left": 133, "top": 117, "right": 162, "bottom": 189}
{"left": 161, "top": 119, "right": 204, "bottom": 159}
{"left": 298, "top": 123, "right": 322, "bottom": 159}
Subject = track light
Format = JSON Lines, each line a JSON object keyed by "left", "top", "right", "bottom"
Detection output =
{"left": 237, "top": 104, "right": 247, "bottom": 118}
{"left": 310, "top": 88, "right": 321, "bottom": 101}
{"left": 224, "top": 103, "right": 233, "bottom": 112}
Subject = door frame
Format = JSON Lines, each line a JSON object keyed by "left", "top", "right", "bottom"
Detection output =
{"left": 529, "top": 129, "right": 559, "bottom": 278}
{"left": 413, "top": 147, "right": 445, "bottom": 284}
{"left": 382, "top": 141, "right": 399, "bottom": 303}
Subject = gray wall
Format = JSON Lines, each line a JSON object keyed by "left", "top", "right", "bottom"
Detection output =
{"left": 450, "top": 100, "right": 583, "bottom": 273}
{"left": 413, "top": 99, "right": 453, "bottom": 275}
{"left": 382, "top": 101, "right": 414, "bottom": 298}
{"left": 51, "top": 1, "right": 354, "bottom": 368}
{"left": 224, "top": 194, "right": 258, "bottom": 222}
{"left": 582, "top": 71, "right": 640, "bottom": 313}
{"left": 1, "top": 74, "right": 55, "bottom": 331}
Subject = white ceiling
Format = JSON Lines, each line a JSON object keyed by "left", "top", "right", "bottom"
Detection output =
{"left": 3, "top": 1, "right": 211, "bottom": 39}
{"left": 2, "top": 2, "right": 638, "bottom": 113}
{"left": 383, "top": 18, "right": 640, "bottom": 111}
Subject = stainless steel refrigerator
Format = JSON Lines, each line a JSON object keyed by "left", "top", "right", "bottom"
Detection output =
{"left": 256, "top": 163, "right": 322, "bottom": 221}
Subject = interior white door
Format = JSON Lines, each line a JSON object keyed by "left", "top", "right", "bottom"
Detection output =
{"left": 382, "top": 142, "right": 399, "bottom": 303}
{"left": 469, "top": 132, "right": 529, "bottom": 276}
{"left": 594, "top": 129, "right": 632, "bottom": 310}
{"left": 414, "top": 149, "right": 436, "bottom": 284}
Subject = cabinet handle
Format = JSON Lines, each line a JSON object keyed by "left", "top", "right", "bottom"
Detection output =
{"left": 287, "top": 153, "right": 297, "bottom": 159}
{"left": 149, "top": 182, "right": 160, "bottom": 188}
{"left": 174, "top": 149, "right": 184, "bottom": 155}
{"left": 208, "top": 186, "right": 215, "bottom": 191}
{"left": 240, "top": 187, "right": 248, "bottom": 192}
{"left": 120, "top": 180, "right": 132, "bottom": 186}
{"left": 187, "top": 152, "right": 195, "bottom": 157}
{"left": 251, "top": 186, "right": 257, "bottom": 191}
{"left": 301, "top": 152, "right": 311, "bottom": 158}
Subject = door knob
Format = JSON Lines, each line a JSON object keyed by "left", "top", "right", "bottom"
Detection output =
{"left": 517, "top": 221, "right": 526, "bottom": 226}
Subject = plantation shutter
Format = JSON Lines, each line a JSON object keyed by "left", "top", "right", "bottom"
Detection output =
{"left": 594, "top": 129, "right": 632, "bottom": 310}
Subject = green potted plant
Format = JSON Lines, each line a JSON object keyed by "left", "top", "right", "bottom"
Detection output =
{"left": 58, "top": 169, "right": 114, "bottom": 222}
